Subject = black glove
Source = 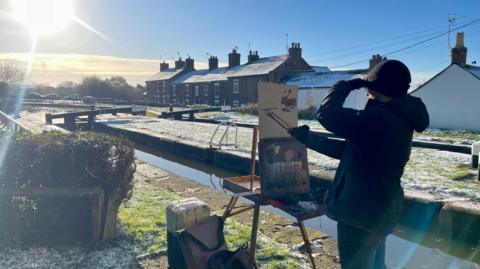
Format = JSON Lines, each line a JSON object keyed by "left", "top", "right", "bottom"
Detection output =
{"left": 347, "top": 78, "right": 369, "bottom": 90}
{"left": 288, "top": 125, "right": 310, "bottom": 144}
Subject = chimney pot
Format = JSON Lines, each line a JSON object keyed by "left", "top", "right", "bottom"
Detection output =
{"left": 208, "top": 55, "right": 218, "bottom": 70}
{"left": 185, "top": 57, "right": 195, "bottom": 71}
{"left": 369, "top": 54, "right": 386, "bottom": 70}
{"left": 228, "top": 49, "right": 241, "bottom": 68}
{"left": 175, "top": 57, "right": 186, "bottom": 69}
{"left": 248, "top": 50, "right": 260, "bottom": 63}
{"left": 160, "top": 61, "right": 169, "bottom": 71}
{"left": 451, "top": 32, "right": 467, "bottom": 66}
{"left": 288, "top": 42, "right": 302, "bottom": 58}
{"left": 456, "top": 32, "right": 465, "bottom": 48}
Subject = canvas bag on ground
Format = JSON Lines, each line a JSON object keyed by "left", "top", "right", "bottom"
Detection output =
{"left": 176, "top": 215, "right": 228, "bottom": 269}
{"left": 208, "top": 246, "right": 258, "bottom": 269}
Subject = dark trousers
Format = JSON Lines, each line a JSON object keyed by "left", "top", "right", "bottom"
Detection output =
{"left": 337, "top": 222, "right": 387, "bottom": 269}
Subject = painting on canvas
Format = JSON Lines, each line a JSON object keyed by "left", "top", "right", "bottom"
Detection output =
{"left": 257, "top": 82, "right": 298, "bottom": 139}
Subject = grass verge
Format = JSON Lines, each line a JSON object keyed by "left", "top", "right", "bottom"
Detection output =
{"left": 118, "top": 179, "right": 304, "bottom": 268}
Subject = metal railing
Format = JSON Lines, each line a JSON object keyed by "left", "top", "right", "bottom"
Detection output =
{"left": 0, "top": 110, "right": 28, "bottom": 132}
{"left": 209, "top": 121, "right": 238, "bottom": 149}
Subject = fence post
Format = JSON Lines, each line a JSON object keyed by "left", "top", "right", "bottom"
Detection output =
{"left": 472, "top": 142, "right": 480, "bottom": 169}
{"left": 477, "top": 155, "right": 480, "bottom": 181}
{"left": 45, "top": 113, "right": 53, "bottom": 125}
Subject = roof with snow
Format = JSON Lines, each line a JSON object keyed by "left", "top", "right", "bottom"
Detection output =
{"left": 173, "top": 67, "right": 228, "bottom": 84}
{"left": 409, "top": 63, "right": 480, "bottom": 94}
{"left": 282, "top": 69, "right": 367, "bottom": 89}
{"left": 464, "top": 64, "right": 480, "bottom": 79}
{"left": 172, "top": 55, "right": 290, "bottom": 84}
{"left": 146, "top": 68, "right": 183, "bottom": 82}
{"left": 227, "top": 55, "right": 288, "bottom": 78}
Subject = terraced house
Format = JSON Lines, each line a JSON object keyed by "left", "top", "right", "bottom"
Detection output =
{"left": 145, "top": 43, "right": 313, "bottom": 107}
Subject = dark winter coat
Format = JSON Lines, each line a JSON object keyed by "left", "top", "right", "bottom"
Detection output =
{"left": 306, "top": 81, "right": 429, "bottom": 235}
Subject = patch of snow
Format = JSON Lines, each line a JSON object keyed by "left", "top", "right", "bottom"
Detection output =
{"left": 0, "top": 239, "right": 138, "bottom": 269}
{"left": 466, "top": 65, "right": 480, "bottom": 79}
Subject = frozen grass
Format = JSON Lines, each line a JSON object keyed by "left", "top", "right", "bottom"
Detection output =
{"left": 119, "top": 179, "right": 305, "bottom": 267}
{"left": 0, "top": 238, "right": 139, "bottom": 269}
{"left": 117, "top": 182, "right": 176, "bottom": 254}
{"left": 416, "top": 129, "right": 480, "bottom": 145}
{"left": 0, "top": 170, "right": 305, "bottom": 268}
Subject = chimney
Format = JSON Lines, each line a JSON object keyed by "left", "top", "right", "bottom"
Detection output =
{"left": 185, "top": 57, "right": 195, "bottom": 71}
{"left": 451, "top": 32, "right": 467, "bottom": 66}
{"left": 248, "top": 50, "right": 260, "bottom": 63}
{"left": 208, "top": 56, "right": 218, "bottom": 70}
{"left": 175, "top": 57, "right": 186, "bottom": 69}
{"left": 369, "top": 54, "right": 387, "bottom": 70}
{"left": 160, "top": 61, "right": 169, "bottom": 71}
{"left": 288, "top": 42, "right": 302, "bottom": 58}
{"left": 228, "top": 49, "right": 241, "bottom": 68}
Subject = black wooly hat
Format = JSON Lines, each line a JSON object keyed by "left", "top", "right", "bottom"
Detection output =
{"left": 366, "top": 60, "right": 411, "bottom": 98}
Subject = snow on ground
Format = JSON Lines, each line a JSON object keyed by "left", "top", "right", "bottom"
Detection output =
{"left": 97, "top": 112, "right": 480, "bottom": 202}
{"left": 0, "top": 239, "right": 139, "bottom": 269}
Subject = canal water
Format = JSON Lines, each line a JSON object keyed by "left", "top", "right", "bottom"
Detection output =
{"left": 135, "top": 149, "right": 480, "bottom": 269}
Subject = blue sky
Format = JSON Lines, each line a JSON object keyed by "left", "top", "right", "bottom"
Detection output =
{"left": 0, "top": 0, "right": 479, "bottom": 85}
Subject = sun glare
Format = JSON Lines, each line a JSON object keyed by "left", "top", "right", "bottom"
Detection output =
{"left": 11, "top": 0, "right": 74, "bottom": 36}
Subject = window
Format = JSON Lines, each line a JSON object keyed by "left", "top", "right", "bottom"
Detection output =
{"left": 232, "top": 100, "right": 239, "bottom": 107}
{"left": 161, "top": 81, "right": 166, "bottom": 87}
{"left": 185, "top": 84, "right": 190, "bottom": 97}
{"left": 214, "top": 82, "right": 220, "bottom": 98}
{"left": 172, "top": 85, "right": 176, "bottom": 97}
{"left": 195, "top": 85, "right": 200, "bottom": 97}
{"left": 214, "top": 99, "right": 219, "bottom": 105}
{"left": 233, "top": 79, "right": 239, "bottom": 93}
{"left": 204, "top": 84, "right": 209, "bottom": 97}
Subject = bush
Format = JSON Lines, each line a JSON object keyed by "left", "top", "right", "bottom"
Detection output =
{"left": 233, "top": 103, "right": 258, "bottom": 115}
{"left": 298, "top": 106, "right": 318, "bottom": 120}
{"left": 0, "top": 131, "right": 136, "bottom": 245}
{"left": 1, "top": 132, "right": 135, "bottom": 203}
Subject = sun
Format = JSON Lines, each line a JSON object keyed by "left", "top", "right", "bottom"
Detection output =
{"left": 11, "top": 0, "right": 75, "bottom": 36}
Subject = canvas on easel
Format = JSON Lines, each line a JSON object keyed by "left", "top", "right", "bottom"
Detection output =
{"left": 258, "top": 82, "right": 298, "bottom": 139}
{"left": 257, "top": 82, "right": 310, "bottom": 198}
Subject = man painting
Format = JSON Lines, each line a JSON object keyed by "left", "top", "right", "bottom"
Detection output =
{"left": 290, "top": 60, "right": 429, "bottom": 269}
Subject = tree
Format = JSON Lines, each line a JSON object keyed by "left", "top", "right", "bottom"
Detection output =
{"left": 78, "top": 76, "right": 113, "bottom": 98}
{"left": 67, "top": 75, "right": 142, "bottom": 103}
{"left": 0, "top": 62, "right": 24, "bottom": 87}
{"left": 56, "top": 81, "right": 78, "bottom": 97}
{"left": 0, "top": 81, "right": 11, "bottom": 98}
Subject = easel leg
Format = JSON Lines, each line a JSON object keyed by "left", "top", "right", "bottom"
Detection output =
{"left": 250, "top": 203, "right": 261, "bottom": 268}
{"left": 223, "top": 196, "right": 239, "bottom": 220}
{"left": 298, "top": 219, "right": 317, "bottom": 269}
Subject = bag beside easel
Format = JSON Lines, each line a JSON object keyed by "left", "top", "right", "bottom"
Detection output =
{"left": 176, "top": 215, "right": 228, "bottom": 269}
{"left": 208, "top": 246, "right": 258, "bottom": 269}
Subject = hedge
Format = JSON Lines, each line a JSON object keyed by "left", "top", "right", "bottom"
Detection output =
{"left": 0, "top": 131, "right": 135, "bottom": 245}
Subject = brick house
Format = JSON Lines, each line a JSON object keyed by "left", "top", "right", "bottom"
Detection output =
{"left": 147, "top": 43, "right": 313, "bottom": 107}
{"left": 145, "top": 57, "right": 194, "bottom": 105}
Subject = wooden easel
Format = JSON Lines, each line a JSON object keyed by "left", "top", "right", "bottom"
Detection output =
{"left": 222, "top": 127, "right": 323, "bottom": 269}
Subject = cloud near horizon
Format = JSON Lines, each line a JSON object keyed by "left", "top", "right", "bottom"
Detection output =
{"left": 0, "top": 53, "right": 209, "bottom": 86}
